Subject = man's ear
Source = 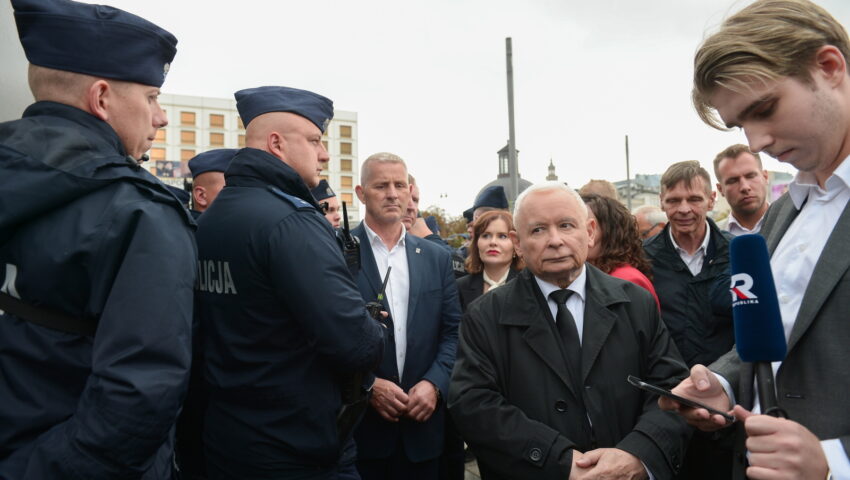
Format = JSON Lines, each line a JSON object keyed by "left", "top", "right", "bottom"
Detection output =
{"left": 355, "top": 185, "right": 365, "bottom": 203}
{"left": 267, "top": 131, "right": 285, "bottom": 160}
{"left": 814, "top": 44, "right": 848, "bottom": 88}
{"left": 86, "top": 80, "right": 111, "bottom": 122}
{"left": 708, "top": 190, "right": 717, "bottom": 210}
{"left": 510, "top": 231, "right": 522, "bottom": 257}
{"left": 193, "top": 185, "right": 208, "bottom": 209}
{"left": 715, "top": 182, "right": 726, "bottom": 198}
{"left": 586, "top": 217, "right": 597, "bottom": 249}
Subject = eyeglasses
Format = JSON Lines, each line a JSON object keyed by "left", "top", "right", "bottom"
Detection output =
{"left": 641, "top": 222, "right": 663, "bottom": 237}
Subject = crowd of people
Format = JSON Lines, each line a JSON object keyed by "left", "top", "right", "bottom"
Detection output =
{"left": 1, "top": 0, "right": 849, "bottom": 479}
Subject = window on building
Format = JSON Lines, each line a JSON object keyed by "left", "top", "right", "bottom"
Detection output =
{"left": 341, "top": 193, "right": 354, "bottom": 205}
{"left": 322, "top": 140, "right": 328, "bottom": 151}
{"left": 210, "top": 132, "right": 224, "bottom": 146}
{"left": 209, "top": 114, "right": 224, "bottom": 128}
{"left": 181, "top": 149, "right": 195, "bottom": 161}
{"left": 340, "top": 176, "right": 353, "bottom": 188}
{"left": 340, "top": 159, "right": 352, "bottom": 172}
{"left": 237, "top": 117, "right": 244, "bottom": 130}
{"left": 154, "top": 129, "right": 166, "bottom": 143}
{"left": 238, "top": 134, "right": 245, "bottom": 148}
{"left": 181, "top": 130, "right": 196, "bottom": 144}
{"left": 340, "top": 142, "right": 352, "bottom": 155}
{"left": 150, "top": 147, "right": 166, "bottom": 161}
{"left": 340, "top": 125, "right": 352, "bottom": 138}
{"left": 180, "top": 111, "right": 196, "bottom": 126}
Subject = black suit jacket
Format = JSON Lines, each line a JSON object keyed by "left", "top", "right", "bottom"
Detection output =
{"left": 448, "top": 267, "right": 691, "bottom": 480}
{"left": 455, "top": 269, "right": 519, "bottom": 312}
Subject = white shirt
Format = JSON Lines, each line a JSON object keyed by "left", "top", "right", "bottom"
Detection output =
{"left": 719, "top": 157, "right": 850, "bottom": 477}
{"left": 363, "top": 222, "right": 411, "bottom": 378}
{"left": 669, "top": 222, "right": 711, "bottom": 276}
{"left": 725, "top": 211, "right": 766, "bottom": 236}
{"left": 535, "top": 266, "right": 587, "bottom": 344}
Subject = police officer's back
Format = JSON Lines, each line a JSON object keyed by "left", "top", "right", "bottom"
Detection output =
{"left": 0, "top": 1, "right": 195, "bottom": 478}
{"left": 196, "top": 86, "right": 384, "bottom": 479}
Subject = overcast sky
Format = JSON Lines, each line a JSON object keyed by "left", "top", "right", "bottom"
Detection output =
{"left": 9, "top": 1, "right": 850, "bottom": 215}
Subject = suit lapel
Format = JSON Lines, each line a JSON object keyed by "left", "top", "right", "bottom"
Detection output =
{"left": 764, "top": 198, "right": 800, "bottom": 254}
{"left": 579, "top": 267, "right": 619, "bottom": 381}
{"left": 787, "top": 198, "right": 850, "bottom": 350}
{"left": 405, "top": 235, "right": 423, "bottom": 330}
{"left": 353, "top": 225, "right": 382, "bottom": 298}
{"left": 514, "top": 272, "right": 576, "bottom": 396}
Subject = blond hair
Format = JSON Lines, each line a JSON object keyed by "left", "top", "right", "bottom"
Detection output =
{"left": 693, "top": 0, "right": 850, "bottom": 129}
{"left": 712, "top": 144, "right": 763, "bottom": 182}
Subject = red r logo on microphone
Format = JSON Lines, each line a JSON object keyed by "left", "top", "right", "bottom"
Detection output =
{"left": 730, "top": 273, "right": 758, "bottom": 301}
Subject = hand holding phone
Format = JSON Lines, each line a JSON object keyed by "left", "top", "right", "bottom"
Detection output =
{"left": 627, "top": 375, "right": 735, "bottom": 424}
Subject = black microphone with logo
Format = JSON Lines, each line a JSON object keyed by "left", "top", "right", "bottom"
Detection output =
{"left": 729, "top": 234, "right": 788, "bottom": 417}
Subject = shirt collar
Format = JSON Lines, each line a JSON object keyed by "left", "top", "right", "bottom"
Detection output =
{"left": 534, "top": 264, "right": 587, "bottom": 303}
{"left": 363, "top": 220, "right": 406, "bottom": 250}
{"left": 788, "top": 155, "right": 850, "bottom": 209}
{"left": 669, "top": 221, "right": 711, "bottom": 256}
{"left": 727, "top": 210, "right": 766, "bottom": 232}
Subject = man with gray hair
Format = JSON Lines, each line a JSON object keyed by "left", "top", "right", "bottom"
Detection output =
{"left": 351, "top": 153, "right": 460, "bottom": 479}
{"left": 632, "top": 205, "right": 667, "bottom": 240}
{"left": 449, "top": 181, "right": 689, "bottom": 479}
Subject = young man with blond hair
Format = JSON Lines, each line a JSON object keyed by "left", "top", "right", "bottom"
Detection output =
{"left": 664, "top": 1, "right": 850, "bottom": 478}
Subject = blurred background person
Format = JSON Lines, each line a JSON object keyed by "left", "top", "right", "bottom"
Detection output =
{"left": 579, "top": 179, "right": 620, "bottom": 201}
{"left": 632, "top": 205, "right": 667, "bottom": 240}
{"left": 311, "top": 179, "right": 342, "bottom": 228}
{"left": 456, "top": 210, "right": 524, "bottom": 311}
{"left": 582, "top": 194, "right": 659, "bottom": 308}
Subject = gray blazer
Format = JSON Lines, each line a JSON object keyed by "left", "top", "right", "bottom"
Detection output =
{"left": 712, "top": 193, "right": 850, "bottom": 477}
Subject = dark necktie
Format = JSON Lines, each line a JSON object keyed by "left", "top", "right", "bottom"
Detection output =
{"left": 549, "top": 288, "right": 593, "bottom": 448}
{"left": 549, "top": 289, "right": 582, "bottom": 386}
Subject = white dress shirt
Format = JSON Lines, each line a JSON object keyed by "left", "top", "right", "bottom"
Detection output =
{"left": 535, "top": 266, "right": 587, "bottom": 344}
{"left": 669, "top": 222, "right": 711, "bottom": 276}
{"left": 718, "top": 157, "right": 850, "bottom": 477}
{"left": 725, "top": 211, "right": 766, "bottom": 236}
{"left": 363, "top": 222, "right": 411, "bottom": 378}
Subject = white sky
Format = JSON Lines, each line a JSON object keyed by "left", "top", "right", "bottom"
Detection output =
{"left": 17, "top": 1, "right": 850, "bottom": 215}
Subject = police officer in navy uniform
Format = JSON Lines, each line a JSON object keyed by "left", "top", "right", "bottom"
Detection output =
{"left": 311, "top": 178, "right": 343, "bottom": 228}
{"left": 188, "top": 148, "right": 237, "bottom": 218}
{"left": 195, "top": 86, "right": 385, "bottom": 479}
{"left": 0, "top": 1, "right": 195, "bottom": 478}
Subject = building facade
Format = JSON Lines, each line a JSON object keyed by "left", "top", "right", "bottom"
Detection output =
{"left": 147, "top": 93, "right": 360, "bottom": 222}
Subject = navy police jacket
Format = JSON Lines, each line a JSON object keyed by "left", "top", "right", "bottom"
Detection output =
{"left": 195, "top": 147, "right": 384, "bottom": 476}
{"left": 0, "top": 102, "right": 197, "bottom": 479}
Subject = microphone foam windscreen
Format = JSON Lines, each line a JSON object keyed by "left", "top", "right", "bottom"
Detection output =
{"left": 729, "top": 234, "right": 787, "bottom": 362}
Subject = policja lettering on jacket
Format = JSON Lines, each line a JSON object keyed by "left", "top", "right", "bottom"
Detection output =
{"left": 196, "top": 259, "right": 237, "bottom": 294}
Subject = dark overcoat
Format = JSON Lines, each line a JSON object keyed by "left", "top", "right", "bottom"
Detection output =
{"left": 448, "top": 266, "right": 690, "bottom": 480}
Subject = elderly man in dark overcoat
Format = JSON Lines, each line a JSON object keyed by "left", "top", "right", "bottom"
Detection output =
{"left": 448, "top": 182, "right": 691, "bottom": 480}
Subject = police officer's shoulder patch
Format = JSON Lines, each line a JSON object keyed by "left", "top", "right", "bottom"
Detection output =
{"left": 267, "top": 186, "right": 314, "bottom": 210}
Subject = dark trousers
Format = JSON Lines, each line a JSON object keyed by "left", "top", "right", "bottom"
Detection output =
{"left": 438, "top": 414, "right": 465, "bottom": 480}
{"left": 356, "top": 444, "right": 439, "bottom": 480}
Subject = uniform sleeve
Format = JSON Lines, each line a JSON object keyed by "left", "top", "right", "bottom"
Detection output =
{"left": 21, "top": 201, "right": 196, "bottom": 479}
{"left": 269, "top": 212, "right": 384, "bottom": 374}
{"left": 448, "top": 306, "right": 576, "bottom": 480}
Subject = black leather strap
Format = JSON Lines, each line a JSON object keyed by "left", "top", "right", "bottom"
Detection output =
{"left": 0, "top": 291, "right": 96, "bottom": 336}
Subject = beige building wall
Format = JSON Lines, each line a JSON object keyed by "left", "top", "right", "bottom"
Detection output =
{"left": 151, "top": 93, "right": 360, "bottom": 222}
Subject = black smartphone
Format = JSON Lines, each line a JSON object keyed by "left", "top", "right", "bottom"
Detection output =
{"left": 627, "top": 375, "right": 735, "bottom": 423}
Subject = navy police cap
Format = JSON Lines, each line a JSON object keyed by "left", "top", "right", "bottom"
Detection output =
{"left": 463, "top": 208, "right": 473, "bottom": 223}
{"left": 425, "top": 216, "right": 440, "bottom": 235}
{"left": 188, "top": 149, "right": 237, "bottom": 178}
{"left": 310, "top": 179, "right": 336, "bottom": 202}
{"left": 235, "top": 86, "right": 334, "bottom": 132}
{"left": 473, "top": 186, "right": 508, "bottom": 210}
{"left": 13, "top": 0, "right": 177, "bottom": 87}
